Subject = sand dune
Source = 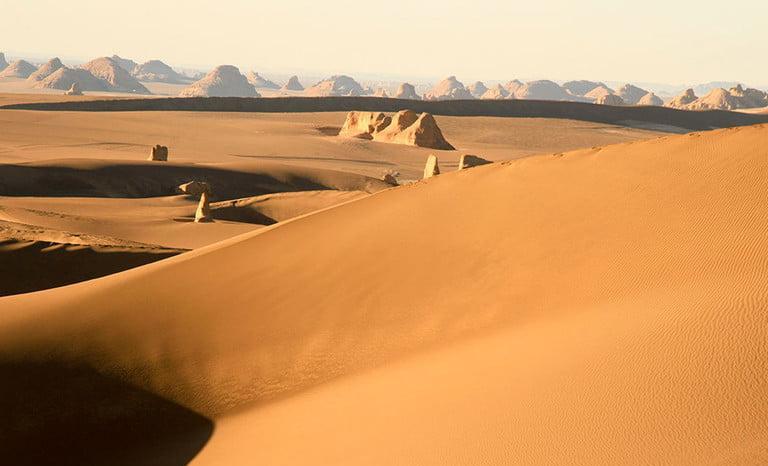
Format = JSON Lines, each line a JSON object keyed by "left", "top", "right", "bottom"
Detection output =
{"left": 0, "top": 239, "right": 183, "bottom": 296}
{"left": 1, "top": 124, "right": 767, "bottom": 464}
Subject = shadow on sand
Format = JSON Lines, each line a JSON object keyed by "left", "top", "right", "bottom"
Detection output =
{"left": 0, "top": 361, "right": 213, "bottom": 466}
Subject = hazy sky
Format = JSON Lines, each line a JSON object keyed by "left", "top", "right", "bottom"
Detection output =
{"left": 5, "top": 0, "right": 767, "bottom": 85}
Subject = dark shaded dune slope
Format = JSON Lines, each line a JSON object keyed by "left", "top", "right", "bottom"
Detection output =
{"left": 4, "top": 96, "right": 768, "bottom": 130}
{"left": 0, "top": 159, "right": 390, "bottom": 199}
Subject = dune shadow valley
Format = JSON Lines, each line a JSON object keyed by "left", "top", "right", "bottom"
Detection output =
{"left": 2, "top": 5, "right": 768, "bottom": 463}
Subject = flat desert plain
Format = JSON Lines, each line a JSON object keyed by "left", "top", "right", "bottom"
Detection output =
{"left": 1, "top": 94, "right": 767, "bottom": 465}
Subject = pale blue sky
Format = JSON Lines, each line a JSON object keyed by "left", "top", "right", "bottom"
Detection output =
{"left": 5, "top": 0, "right": 767, "bottom": 85}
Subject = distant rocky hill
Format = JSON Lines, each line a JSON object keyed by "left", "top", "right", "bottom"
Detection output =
{"left": 179, "top": 65, "right": 259, "bottom": 97}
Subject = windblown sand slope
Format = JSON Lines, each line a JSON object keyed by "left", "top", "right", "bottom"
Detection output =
{"left": 1, "top": 124, "right": 767, "bottom": 464}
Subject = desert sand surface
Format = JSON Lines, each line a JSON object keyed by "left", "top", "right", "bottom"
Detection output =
{"left": 1, "top": 122, "right": 767, "bottom": 464}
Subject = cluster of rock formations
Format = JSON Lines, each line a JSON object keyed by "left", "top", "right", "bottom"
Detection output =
{"left": 179, "top": 65, "right": 259, "bottom": 97}
{"left": 148, "top": 145, "right": 169, "bottom": 161}
{"left": 305, "top": 75, "right": 365, "bottom": 96}
{"left": 0, "top": 53, "right": 8, "bottom": 71}
{"left": 339, "top": 110, "right": 454, "bottom": 150}
{"left": 665, "top": 85, "right": 768, "bottom": 111}
{"left": 27, "top": 57, "right": 64, "bottom": 82}
{"left": 26, "top": 56, "right": 154, "bottom": 94}
{"left": 81, "top": 57, "right": 150, "bottom": 93}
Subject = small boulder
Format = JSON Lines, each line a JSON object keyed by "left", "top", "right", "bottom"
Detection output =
{"left": 423, "top": 155, "right": 440, "bottom": 179}
{"left": 194, "top": 191, "right": 212, "bottom": 223}
{"left": 148, "top": 145, "right": 168, "bottom": 161}
{"left": 178, "top": 181, "right": 211, "bottom": 196}
{"left": 458, "top": 154, "right": 492, "bottom": 170}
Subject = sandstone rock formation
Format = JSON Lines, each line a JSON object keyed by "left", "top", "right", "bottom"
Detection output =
{"left": 81, "top": 57, "right": 150, "bottom": 93}
{"left": 0, "top": 59, "right": 37, "bottom": 78}
{"left": 458, "top": 154, "right": 492, "bottom": 170}
{"left": 394, "top": 82, "right": 421, "bottom": 100}
{"left": 504, "top": 80, "right": 524, "bottom": 95}
{"left": 282, "top": 75, "right": 304, "bottom": 91}
{"left": 424, "top": 76, "right": 474, "bottom": 100}
{"left": 247, "top": 71, "right": 280, "bottom": 89}
{"left": 133, "top": 60, "right": 184, "bottom": 83}
{"left": 468, "top": 81, "right": 489, "bottom": 98}
{"left": 584, "top": 85, "right": 615, "bottom": 101}
{"left": 179, "top": 65, "right": 259, "bottom": 97}
{"left": 617, "top": 84, "right": 649, "bottom": 105}
{"left": 65, "top": 82, "right": 83, "bottom": 96}
{"left": 513, "top": 80, "right": 580, "bottom": 101}
{"left": 666, "top": 85, "right": 768, "bottom": 111}
{"left": 666, "top": 88, "right": 698, "bottom": 108}
{"left": 178, "top": 181, "right": 211, "bottom": 196}
{"left": 373, "top": 88, "right": 389, "bottom": 98}
{"left": 27, "top": 57, "right": 64, "bottom": 82}
{"left": 110, "top": 55, "right": 138, "bottom": 74}
{"left": 195, "top": 191, "right": 212, "bottom": 223}
{"left": 339, "top": 112, "right": 392, "bottom": 139}
{"left": 0, "top": 53, "right": 8, "bottom": 71}
{"left": 636, "top": 92, "right": 664, "bottom": 106}
{"left": 148, "top": 145, "right": 168, "bottom": 161}
{"left": 378, "top": 113, "right": 454, "bottom": 150}
{"left": 728, "top": 84, "right": 768, "bottom": 108}
{"left": 339, "top": 110, "right": 454, "bottom": 150}
{"left": 480, "top": 84, "right": 510, "bottom": 99}
{"left": 34, "top": 68, "right": 110, "bottom": 92}
{"left": 562, "top": 80, "right": 606, "bottom": 96}
{"left": 423, "top": 155, "right": 440, "bottom": 179}
{"left": 594, "top": 94, "right": 625, "bottom": 106}
{"left": 305, "top": 75, "right": 364, "bottom": 96}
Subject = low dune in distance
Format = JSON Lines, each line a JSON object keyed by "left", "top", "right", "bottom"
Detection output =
{"left": 1, "top": 123, "right": 767, "bottom": 464}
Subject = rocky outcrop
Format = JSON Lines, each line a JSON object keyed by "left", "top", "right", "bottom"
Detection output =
{"left": 194, "top": 191, "right": 212, "bottom": 223}
{"left": 616, "top": 84, "right": 649, "bottom": 105}
{"left": 339, "top": 110, "right": 454, "bottom": 150}
{"left": 27, "top": 58, "right": 64, "bottom": 82}
{"left": 133, "top": 60, "right": 184, "bottom": 83}
{"left": 562, "top": 80, "right": 605, "bottom": 96}
{"left": 111, "top": 55, "right": 138, "bottom": 74}
{"left": 34, "top": 68, "right": 110, "bottom": 92}
{"left": 0, "top": 53, "right": 8, "bottom": 71}
{"left": 584, "top": 85, "right": 615, "bottom": 101}
{"left": 373, "top": 88, "right": 389, "bottom": 98}
{"left": 305, "top": 75, "right": 364, "bottom": 96}
{"left": 339, "top": 112, "right": 392, "bottom": 139}
{"left": 480, "top": 84, "right": 510, "bottom": 99}
{"left": 81, "top": 57, "right": 150, "bottom": 93}
{"left": 468, "top": 81, "right": 489, "bottom": 98}
{"left": 458, "top": 154, "right": 492, "bottom": 170}
{"left": 282, "top": 75, "right": 304, "bottom": 91}
{"left": 179, "top": 65, "right": 259, "bottom": 97}
{"left": 0, "top": 59, "right": 37, "bottom": 78}
{"left": 594, "top": 94, "right": 625, "bottom": 106}
{"left": 636, "top": 92, "right": 663, "bottom": 106}
{"left": 504, "top": 80, "right": 524, "bottom": 95}
{"left": 377, "top": 113, "right": 454, "bottom": 150}
{"left": 65, "top": 82, "right": 83, "bottom": 96}
{"left": 394, "top": 82, "right": 421, "bottom": 100}
{"left": 423, "top": 155, "right": 440, "bottom": 179}
{"left": 424, "top": 76, "right": 474, "bottom": 101}
{"left": 148, "top": 145, "right": 168, "bottom": 161}
{"left": 247, "top": 71, "right": 280, "bottom": 89}
{"left": 666, "top": 89, "right": 698, "bottom": 109}
{"left": 513, "top": 80, "right": 581, "bottom": 101}
{"left": 178, "top": 181, "right": 211, "bottom": 196}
